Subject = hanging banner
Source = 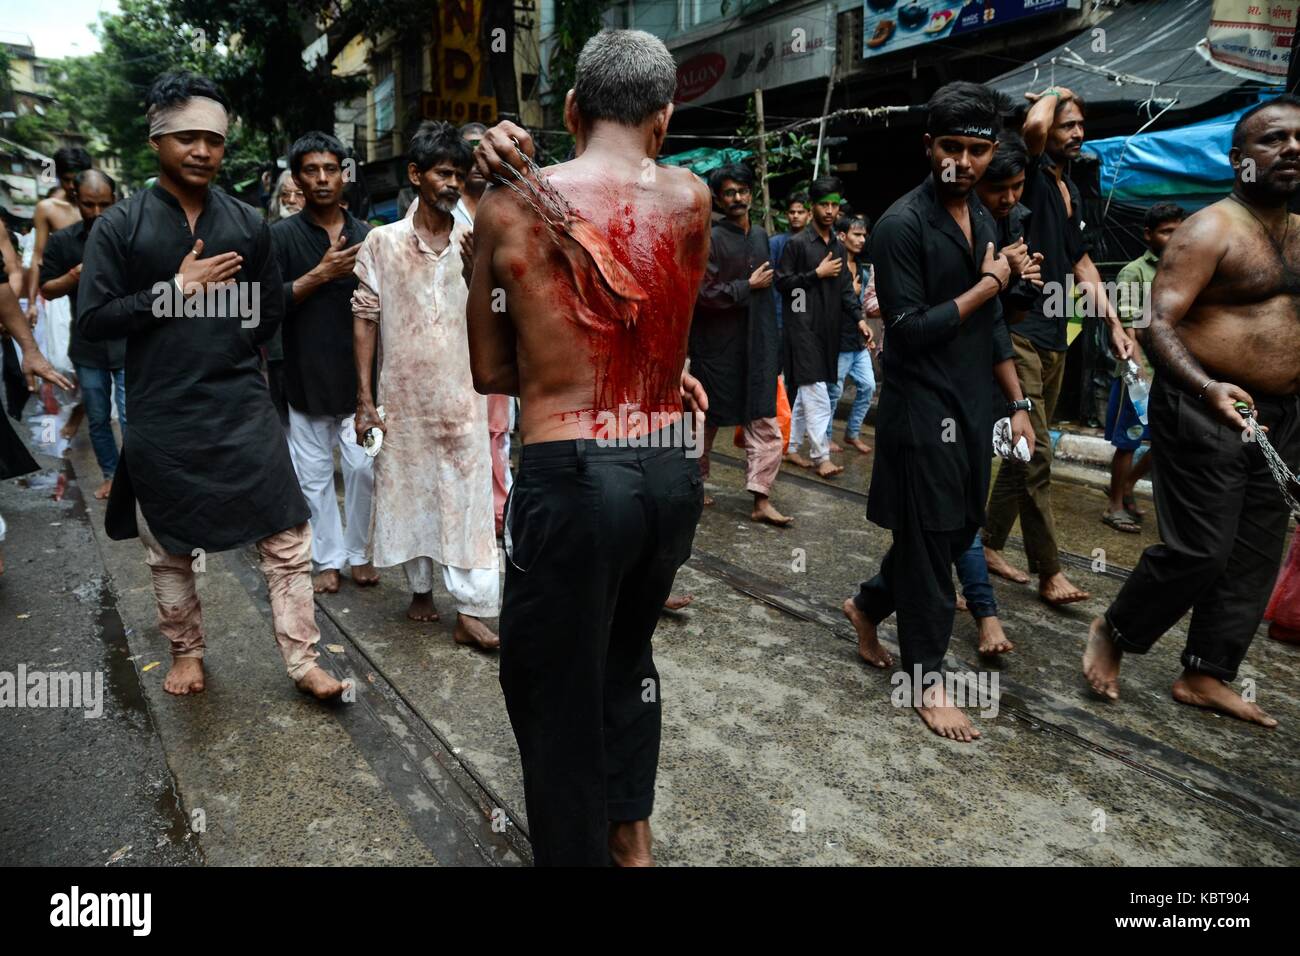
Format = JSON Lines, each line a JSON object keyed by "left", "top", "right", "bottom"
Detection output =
{"left": 862, "top": 0, "right": 1069, "bottom": 58}
{"left": 1198, "top": 0, "right": 1298, "bottom": 82}
{"left": 422, "top": 0, "right": 498, "bottom": 126}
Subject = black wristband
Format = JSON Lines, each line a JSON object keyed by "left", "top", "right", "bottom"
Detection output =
{"left": 980, "top": 271, "right": 1006, "bottom": 293}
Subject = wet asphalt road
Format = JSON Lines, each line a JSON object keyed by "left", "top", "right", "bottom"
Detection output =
{"left": 1, "top": 405, "right": 1297, "bottom": 866}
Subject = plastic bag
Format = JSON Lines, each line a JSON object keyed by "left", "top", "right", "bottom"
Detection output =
{"left": 1266, "top": 532, "right": 1300, "bottom": 644}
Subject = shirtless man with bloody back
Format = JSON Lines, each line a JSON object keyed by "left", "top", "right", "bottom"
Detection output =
{"left": 1084, "top": 95, "right": 1300, "bottom": 727}
{"left": 465, "top": 29, "right": 712, "bottom": 866}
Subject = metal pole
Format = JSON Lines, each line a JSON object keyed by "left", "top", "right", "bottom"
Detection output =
{"left": 754, "top": 88, "right": 773, "bottom": 235}
{"left": 813, "top": 62, "right": 838, "bottom": 178}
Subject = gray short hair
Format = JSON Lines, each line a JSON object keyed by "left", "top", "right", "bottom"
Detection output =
{"left": 574, "top": 29, "right": 677, "bottom": 126}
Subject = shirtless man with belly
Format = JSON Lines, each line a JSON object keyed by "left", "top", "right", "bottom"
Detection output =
{"left": 464, "top": 29, "right": 712, "bottom": 866}
{"left": 1083, "top": 95, "right": 1300, "bottom": 727}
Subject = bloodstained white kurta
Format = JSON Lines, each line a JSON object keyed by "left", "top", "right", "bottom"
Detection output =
{"left": 351, "top": 208, "right": 496, "bottom": 572}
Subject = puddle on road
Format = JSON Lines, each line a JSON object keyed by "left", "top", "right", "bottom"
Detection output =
{"left": 60, "top": 465, "right": 200, "bottom": 858}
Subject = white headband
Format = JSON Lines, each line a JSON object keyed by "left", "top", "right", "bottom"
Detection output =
{"left": 148, "top": 96, "right": 229, "bottom": 140}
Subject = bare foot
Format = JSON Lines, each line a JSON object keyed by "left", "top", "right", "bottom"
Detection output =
{"left": 663, "top": 593, "right": 694, "bottom": 611}
{"left": 983, "top": 546, "right": 1029, "bottom": 584}
{"left": 784, "top": 452, "right": 812, "bottom": 468}
{"left": 1171, "top": 671, "right": 1278, "bottom": 727}
{"left": 955, "top": 592, "right": 968, "bottom": 613}
{"left": 454, "top": 613, "right": 500, "bottom": 650}
{"left": 163, "top": 657, "right": 206, "bottom": 695}
{"left": 844, "top": 436, "right": 873, "bottom": 455}
{"left": 60, "top": 403, "right": 85, "bottom": 439}
{"left": 1040, "top": 571, "right": 1090, "bottom": 606}
{"left": 94, "top": 478, "right": 113, "bottom": 500}
{"left": 976, "top": 616, "right": 1014, "bottom": 655}
{"left": 815, "top": 460, "right": 843, "bottom": 478}
{"left": 350, "top": 562, "right": 380, "bottom": 587}
{"left": 702, "top": 494, "right": 715, "bottom": 506}
{"left": 915, "top": 682, "right": 981, "bottom": 742}
{"left": 1082, "top": 616, "right": 1121, "bottom": 700}
{"left": 751, "top": 496, "right": 793, "bottom": 527}
{"left": 842, "top": 597, "right": 893, "bottom": 668}
{"left": 407, "top": 592, "right": 439, "bottom": 622}
{"left": 295, "top": 666, "right": 347, "bottom": 700}
{"left": 313, "top": 569, "right": 341, "bottom": 594}
{"left": 609, "top": 819, "right": 654, "bottom": 866}
{"left": 828, "top": 439, "right": 843, "bottom": 453}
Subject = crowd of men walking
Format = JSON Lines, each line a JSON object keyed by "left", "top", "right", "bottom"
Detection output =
{"left": 1, "top": 27, "right": 1298, "bottom": 865}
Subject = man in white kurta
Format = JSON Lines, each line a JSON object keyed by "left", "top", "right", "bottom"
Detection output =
{"left": 350, "top": 133, "right": 500, "bottom": 649}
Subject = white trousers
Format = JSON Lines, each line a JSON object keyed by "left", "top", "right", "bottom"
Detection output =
{"left": 403, "top": 556, "right": 501, "bottom": 618}
{"left": 287, "top": 406, "right": 374, "bottom": 571}
{"left": 787, "top": 382, "right": 832, "bottom": 464}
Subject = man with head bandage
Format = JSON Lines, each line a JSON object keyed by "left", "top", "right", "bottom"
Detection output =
{"left": 77, "top": 71, "right": 347, "bottom": 702}
{"left": 842, "top": 81, "right": 1038, "bottom": 744}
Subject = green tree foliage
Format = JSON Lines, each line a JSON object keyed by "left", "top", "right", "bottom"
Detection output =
{"left": 29, "top": 0, "right": 437, "bottom": 188}
{"left": 737, "top": 95, "right": 816, "bottom": 233}
{"left": 540, "top": 0, "right": 609, "bottom": 163}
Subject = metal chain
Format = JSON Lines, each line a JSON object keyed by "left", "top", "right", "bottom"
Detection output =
{"left": 1244, "top": 407, "right": 1300, "bottom": 518}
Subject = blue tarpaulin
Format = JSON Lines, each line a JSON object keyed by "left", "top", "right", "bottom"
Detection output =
{"left": 658, "top": 147, "right": 753, "bottom": 175}
{"left": 1087, "top": 100, "right": 1269, "bottom": 208}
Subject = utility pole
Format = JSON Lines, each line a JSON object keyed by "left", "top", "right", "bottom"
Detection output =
{"left": 754, "top": 88, "right": 773, "bottom": 235}
{"left": 813, "top": 62, "right": 837, "bottom": 178}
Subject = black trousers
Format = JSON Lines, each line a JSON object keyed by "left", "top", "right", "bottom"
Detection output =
{"left": 499, "top": 433, "right": 703, "bottom": 866}
{"left": 1106, "top": 376, "right": 1300, "bottom": 681}
{"left": 855, "top": 451, "right": 977, "bottom": 677}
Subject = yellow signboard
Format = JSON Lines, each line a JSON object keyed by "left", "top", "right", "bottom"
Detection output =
{"left": 422, "top": 0, "right": 497, "bottom": 126}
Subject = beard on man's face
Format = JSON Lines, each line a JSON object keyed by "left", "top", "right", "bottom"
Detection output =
{"left": 431, "top": 187, "right": 460, "bottom": 212}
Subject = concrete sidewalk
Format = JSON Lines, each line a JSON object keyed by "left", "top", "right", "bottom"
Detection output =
{"left": 0, "top": 435, "right": 522, "bottom": 866}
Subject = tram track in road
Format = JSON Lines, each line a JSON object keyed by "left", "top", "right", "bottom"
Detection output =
{"left": 689, "top": 453, "right": 1300, "bottom": 849}
{"left": 227, "top": 547, "right": 531, "bottom": 866}
{"left": 708, "top": 450, "right": 1133, "bottom": 582}
{"left": 683, "top": 547, "right": 1300, "bottom": 848}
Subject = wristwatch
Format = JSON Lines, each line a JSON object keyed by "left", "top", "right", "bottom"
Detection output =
{"left": 1007, "top": 398, "right": 1033, "bottom": 414}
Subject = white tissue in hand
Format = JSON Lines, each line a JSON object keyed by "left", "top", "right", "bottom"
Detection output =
{"left": 992, "top": 417, "right": 1031, "bottom": 461}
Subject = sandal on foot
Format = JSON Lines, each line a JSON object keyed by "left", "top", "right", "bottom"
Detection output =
{"left": 1101, "top": 510, "right": 1140, "bottom": 534}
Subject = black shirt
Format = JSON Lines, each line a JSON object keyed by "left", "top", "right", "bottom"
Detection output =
{"left": 995, "top": 202, "right": 1040, "bottom": 317}
{"left": 775, "top": 226, "right": 862, "bottom": 387}
{"left": 867, "top": 175, "right": 1013, "bottom": 533}
{"left": 77, "top": 183, "right": 307, "bottom": 555}
{"left": 690, "top": 219, "right": 780, "bottom": 427}
{"left": 1017, "top": 152, "right": 1088, "bottom": 352}
{"left": 39, "top": 220, "right": 127, "bottom": 370}
{"left": 271, "top": 209, "right": 371, "bottom": 417}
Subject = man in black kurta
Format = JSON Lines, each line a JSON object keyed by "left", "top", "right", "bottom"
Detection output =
{"left": 77, "top": 71, "right": 344, "bottom": 700}
{"left": 775, "top": 175, "right": 863, "bottom": 478}
{"left": 841, "top": 82, "right": 1035, "bottom": 743}
{"left": 273, "top": 131, "right": 377, "bottom": 594}
{"left": 690, "top": 164, "right": 790, "bottom": 526}
{"left": 39, "top": 170, "right": 127, "bottom": 501}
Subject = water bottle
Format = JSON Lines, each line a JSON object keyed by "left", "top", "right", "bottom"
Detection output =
{"left": 1122, "top": 358, "right": 1149, "bottom": 426}
{"left": 362, "top": 405, "right": 386, "bottom": 458}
